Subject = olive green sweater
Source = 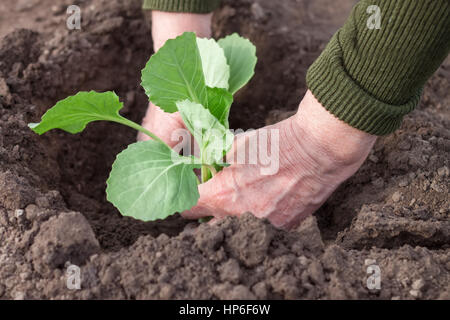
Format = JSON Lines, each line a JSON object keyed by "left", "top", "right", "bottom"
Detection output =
{"left": 144, "top": 0, "right": 450, "bottom": 135}
{"left": 143, "top": 0, "right": 220, "bottom": 13}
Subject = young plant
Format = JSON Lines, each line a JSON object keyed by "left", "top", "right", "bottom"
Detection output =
{"left": 28, "top": 32, "right": 257, "bottom": 221}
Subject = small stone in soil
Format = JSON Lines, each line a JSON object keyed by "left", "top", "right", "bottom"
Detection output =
{"left": 430, "top": 181, "right": 443, "bottom": 193}
{"left": 437, "top": 166, "right": 449, "bottom": 177}
{"left": 392, "top": 191, "right": 402, "bottom": 203}
{"left": 409, "top": 289, "right": 421, "bottom": 298}
{"left": 369, "top": 155, "right": 379, "bottom": 163}
{"left": 412, "top": 279, "right": 425, "bottom": 291}
{"left": 372, "top": 177, "right": 384, "bottom": 188}
{"left": 14, "top": 209, "right": 24, "bottom": 218}
{"left": 251, "top": 3, "right": 265, "bottom": 20}
{"left": 398, "top": 178, "right": 409, "bottom": 187}
{"left": 51, "top": 4, "right": 66, "bottom": 15}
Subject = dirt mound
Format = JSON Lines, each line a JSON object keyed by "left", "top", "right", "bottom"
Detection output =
{"left": 0, "top": 0, "right": 448, "bottom": 300}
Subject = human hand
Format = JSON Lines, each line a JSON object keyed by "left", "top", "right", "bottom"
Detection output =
{"left": 182, "top": 90, "right": 377, "bottom": 229}
{"left": 137, "top": 103, "right": 187, "bottom": 147}
{"left": 138, "top": 11, "right": 213, "bottom": 144}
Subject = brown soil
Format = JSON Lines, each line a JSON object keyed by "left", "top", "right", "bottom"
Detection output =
{"left": 0, "top": 0, "right": 449, "bottom": 300}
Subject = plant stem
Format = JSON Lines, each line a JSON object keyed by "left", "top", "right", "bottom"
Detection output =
{"left": 200, "top": 164, "right": 218, "bottom": 183}
{"left": 201, "top": 165, "right": 209, "bottom": 183}
{"left": 206, "top": 164, "right": 217, "bottom": 176}
{"left": 114, "top": 116, "right": 169, "bottom": 148}
{"left": 113, "top": 116, "right": 211, "bottom": 186}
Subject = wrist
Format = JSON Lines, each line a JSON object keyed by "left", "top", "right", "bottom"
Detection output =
{"left": 291, "top": 90, "right": 377, "bottom": 167}
{"left": 151, "top": 11, "right": 212, "bottom": 51}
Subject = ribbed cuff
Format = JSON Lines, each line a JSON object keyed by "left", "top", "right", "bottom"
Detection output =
{"left": 307, "top": 0, "right": 450, "bottom": 136}
{"left": 143, "top": 0, "right": 221, "bottom": 13}
{"left": 306, "top": 33, "right": 420, "bottom": 136}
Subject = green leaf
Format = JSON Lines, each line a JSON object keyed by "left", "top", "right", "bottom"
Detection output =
{"left": 177, "top": 100, "right": 234, "bottom": 165}
{"left": 141, "top": 32, "right": 208, "bottom": 113}
{"left": 218, "top": 33, "right": 257, "bottom": 94}
{"left": 106, "top": 140, "right": 201, "bottom": 221}
{"left": 196, "top": 38, "right": 230, "bottom": 90}
{"left": 206, "top": 87, "right": 233, "bottom": 128}
{"left": 28, "top": 91, "right": 126, "bottom": 135}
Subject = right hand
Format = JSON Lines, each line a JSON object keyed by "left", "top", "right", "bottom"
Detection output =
{"left": 182, "top": 90, "right": 377, "bottom": 229}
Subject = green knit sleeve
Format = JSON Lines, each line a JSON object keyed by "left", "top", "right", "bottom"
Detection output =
{"left": 306, "top": 0, "right": 450, "bottom": 135}
{"left": 143, "top": 0, "right": 221, "bottom": 13}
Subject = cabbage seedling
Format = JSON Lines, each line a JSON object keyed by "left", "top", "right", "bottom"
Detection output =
{"left": 29, "top": 32, "right": 257, "bottom": 221}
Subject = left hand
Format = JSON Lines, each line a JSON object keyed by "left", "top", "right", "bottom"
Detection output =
{"left": 182, "top": 90, "right": 377, "bottom": 229}
{"left": 138, "top": 10, "right": 213, "bottom": 146}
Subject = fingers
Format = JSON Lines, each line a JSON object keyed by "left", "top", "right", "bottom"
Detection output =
{"left": 208, "top": 217, "right": 222, "bottom": 226}
{"left": 181, "top": 179, "right": 218, "bottom": 219}
{"left": 181, "top": 205, "right": 212, "bottom": 220}
{"left": 181, "top": 169, "right": 234, "bottom": 219}
{"left": 182, "top": 129, "right": 259, "bottom": 221}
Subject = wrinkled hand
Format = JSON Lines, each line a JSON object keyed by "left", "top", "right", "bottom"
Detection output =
{"left": 183, "top": 90, "right": 377, "bottom": 229}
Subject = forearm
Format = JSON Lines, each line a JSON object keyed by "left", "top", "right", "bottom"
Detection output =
{"left": 151, "top": 11, "right": 212, "bottom": 51}
{"left": 307, "top": 0, "right": 450, "bottom": 135}
{"left": 143, "top": 0, "right": 218, "bottom": 51}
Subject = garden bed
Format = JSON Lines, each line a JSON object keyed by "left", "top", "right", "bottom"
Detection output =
{"left": 0, "top": 0, "right": 448, "bottom": 299}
